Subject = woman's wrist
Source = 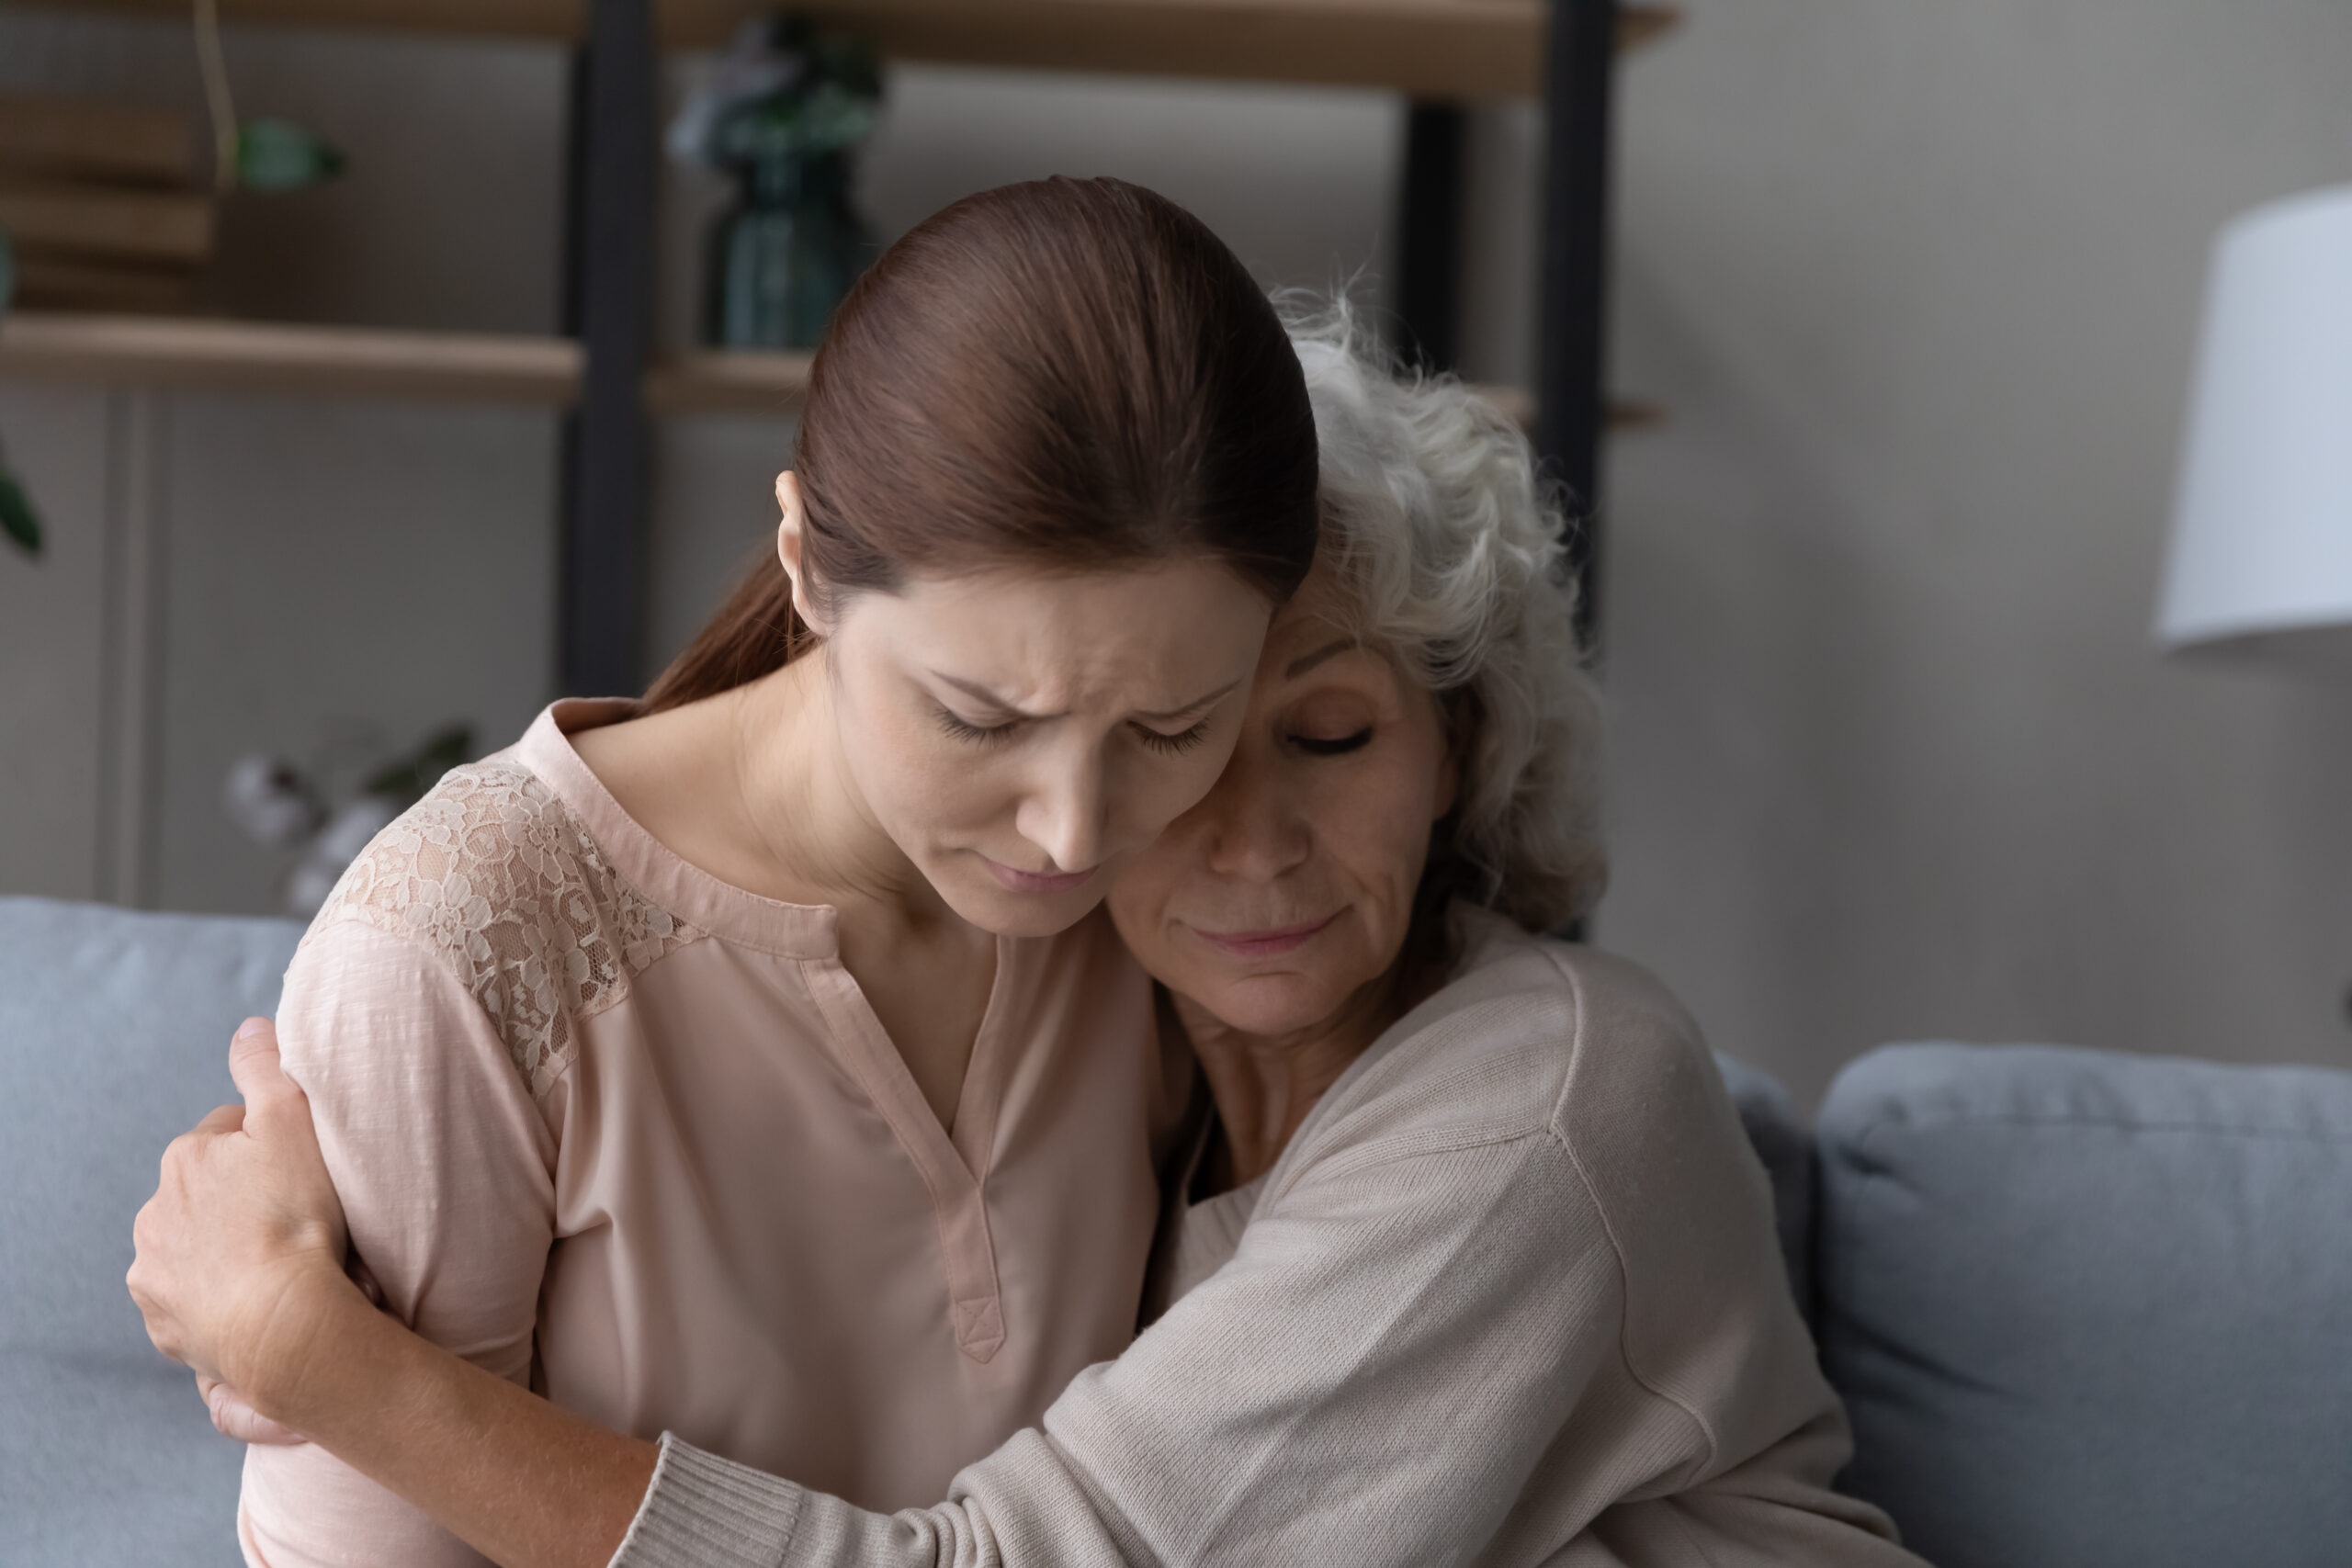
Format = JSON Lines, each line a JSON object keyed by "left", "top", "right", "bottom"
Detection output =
{"left": 232, "top": 1256, "right": 379, "bottom": 1432}
{"left": 238, "top": 1279, "right": 663, "bottom": 1568}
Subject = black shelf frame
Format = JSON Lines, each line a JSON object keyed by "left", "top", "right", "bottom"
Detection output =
{"left": 559, "top": 0, "right": 658, "bottom": 696}
{"left": 1537, "top": 0, "right": 1616, "bottom": 652}
{"left": 563, "top": 0, "right": 1623, "bottom": 691}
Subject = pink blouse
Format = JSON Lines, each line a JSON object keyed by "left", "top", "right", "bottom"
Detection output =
{"left": 240, "top": 701, "right": 1175, "bottom": 1567}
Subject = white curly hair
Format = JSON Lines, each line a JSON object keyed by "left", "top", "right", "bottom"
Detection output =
{"left": 1286, "top": 297, "right": 1608, "bottom": 937}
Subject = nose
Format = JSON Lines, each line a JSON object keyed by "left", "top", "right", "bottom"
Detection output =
{"left": 1198, "top": 742, "right": 1310, "bottom": 883}
{"left": 1014, "top": 739, "right": 1108, "bottom": 874}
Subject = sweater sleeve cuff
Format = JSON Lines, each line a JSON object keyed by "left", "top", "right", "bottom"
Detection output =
{"left": 610, "top": 1432, "right": 806, "bottom": 1568}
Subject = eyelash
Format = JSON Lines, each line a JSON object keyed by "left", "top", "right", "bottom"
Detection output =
{"left": 934, "top": 710, "right": 1215, "bottom": 757}
{"left": 937, "top": 710, "right": 1019, "bottom": 747}
{"left": 1292, "top": 728, "right": 1373, "bottom": 757}
{"left": 1134, "top": 720, "right": 1213, "bottom": 757}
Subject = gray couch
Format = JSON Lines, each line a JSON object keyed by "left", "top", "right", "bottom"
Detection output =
{"left": 5, "top": 895, "right": 2348, "bottom": 1567}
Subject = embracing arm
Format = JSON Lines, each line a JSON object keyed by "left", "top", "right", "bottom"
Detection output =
{"left": 622, "top": 1131, "right": 1623, "bottom": 1568}
{"left": 238, "top": 922, "right": 567, "bottom": 1567}
{"left": 132, "top": 1014, "right": 656, "bottom": 1568}
{"left": 148, "top": 1048, "right": 1614, "bottom": 1568}
{"left": 250, "top": 1272, "right": 658, "bottom": 1568}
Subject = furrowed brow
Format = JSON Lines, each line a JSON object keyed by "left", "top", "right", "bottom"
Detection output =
{"left": 933, "top": 672, "right": 1047, "bottom": 718}
{"left": 1134, "top": 679, "right": 1242, "bottom": 725}
{"left": 930, "top": 672, "right": 1239, "bottom": 725}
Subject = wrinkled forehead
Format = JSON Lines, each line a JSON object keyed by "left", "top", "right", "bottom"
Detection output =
{"left": 1258, "top": 555, "right": 1371, "bottom": 672}
{"left": 866, "top": 557, "right": 1272, "bottom": 706}
{"left": 1265, "top": 551, "right": 1351, "bottom": 636}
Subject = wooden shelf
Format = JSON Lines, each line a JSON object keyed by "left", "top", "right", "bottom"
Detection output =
{"left": 647, "top": 348, "right": 816, "bottom": 416}
{"left": 0, "top": 312, "right": 582, "bottom": 403}
{"left": 0, "top": 316, "right": 815, "bottom": 415}
{"left": 0, "top": 312, "right": 1669, "bottom": 434}
{"left": 30, "top": 0, "right": 1676, "bottom": 96}
{"left": 673, "top": 0, "right": 1679, "bottom": 97}
{"left": 33, "top": 0, "right": 583, "bottom": 45}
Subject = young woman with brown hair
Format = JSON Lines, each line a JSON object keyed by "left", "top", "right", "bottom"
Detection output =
{"left": 133, "top": 306, "right": 1928, "bottom": 1568}
{"left": 200, "top": 175, "right": 1319, "bottom": 1567}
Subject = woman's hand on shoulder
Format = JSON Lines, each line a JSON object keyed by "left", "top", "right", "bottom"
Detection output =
{"left": 128, "top": 1017, "right": 368, "bottom": 1435}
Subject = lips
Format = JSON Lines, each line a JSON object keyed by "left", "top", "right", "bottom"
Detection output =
{"left": 982, "top": 856, "right": 1095, "bottom": 896}
{"left": 1189, "top": 911, "right": 1340, "bottom": 959}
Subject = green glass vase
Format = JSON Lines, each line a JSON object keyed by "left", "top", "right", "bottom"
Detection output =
{"left": 707, "top": 150, "right": 870, "bottom": 352}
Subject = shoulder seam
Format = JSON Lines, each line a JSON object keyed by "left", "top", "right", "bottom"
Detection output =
{"left": 1536, "top": 943, "right": 1725, "bottom": 1480}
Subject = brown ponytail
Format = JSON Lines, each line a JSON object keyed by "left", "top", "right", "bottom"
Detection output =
{"left": 644, "top": 176, "right": 1318, "bottom": 714}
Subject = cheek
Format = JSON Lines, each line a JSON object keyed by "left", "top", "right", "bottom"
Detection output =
{"left": 1110, "top": 737, "right": 1238, "bottom": 840}
{"left": 1330, "top": 760, "right": 1444, "bottom": 905}
{"left": 836, "top": 679, "right": 1004, "bottom": 838}
{"left": 1105, "top": 801, "right": 1198, "bottom": 924}
{"left": 874, "top": 753, "right": 994, "bottom": 830}
{"left": 1104, "top": 822, "right": 1214, "bottom": 979}
{"left": 1102, "top": 875, "right": 1165, "bottom": 964}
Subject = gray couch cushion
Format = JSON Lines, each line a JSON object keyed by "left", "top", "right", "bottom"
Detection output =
{"left": 0, "top": 897, "right": 304, "bottom": 1566}
{"left": 1815, "top": 1042, "right": 2352, "bottom": 1568}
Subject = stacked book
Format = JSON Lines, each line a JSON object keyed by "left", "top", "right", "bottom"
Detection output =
{"left": 0, "top": 96, "right": 217, "bottom": 313}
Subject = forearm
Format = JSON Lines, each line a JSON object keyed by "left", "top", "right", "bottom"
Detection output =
{"left": 258, "top": 1273, "right": 656, "bottom": 1568}
{"left": 625, "top": 1145, "right": 1605, "bottom": 1568}
{"left": 252, "top": 923, "right": 601, "bottom": 1563}
{"left": 617, "top": 1430, "right": 1120, "bottom": 1568}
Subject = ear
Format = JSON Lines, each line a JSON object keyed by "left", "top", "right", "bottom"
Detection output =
{"left": 775, "top": 472, "right": 830, "bottom": 636}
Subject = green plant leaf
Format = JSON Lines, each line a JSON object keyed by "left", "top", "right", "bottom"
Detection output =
{"left": 236, "top": 118, "right": 346, "bottom": 193}
{"left": 0, "top": 464, "right": 43, "bottom": 558}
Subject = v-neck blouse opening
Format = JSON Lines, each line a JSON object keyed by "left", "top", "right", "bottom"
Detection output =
{"left": 514, "top": 698, "right": 1035, "bottom": 1364}
{"left": 259, "top": 699, "right": 1166, "bottom": 1540}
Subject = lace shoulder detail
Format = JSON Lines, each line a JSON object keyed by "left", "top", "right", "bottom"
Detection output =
{"left": 302, "top": 761, "right": 703, "bottom": 1097}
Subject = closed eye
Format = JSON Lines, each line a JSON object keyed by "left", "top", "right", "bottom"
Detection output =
{"left": 1291, "top": 728, "right": 1373, "bottom": 757}
{"left": 938, "top": 709, "right": 1021, "bottom": 747}
{"left": 1133, "top": 718, "right": 1214, "bottom": 757}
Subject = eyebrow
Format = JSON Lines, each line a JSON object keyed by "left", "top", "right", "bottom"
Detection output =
{"left": 932, "top": 672, "right": 1243, "bottom": 724}
{"left": 1283, "top": 637, "right": 1359, "bottom": 679}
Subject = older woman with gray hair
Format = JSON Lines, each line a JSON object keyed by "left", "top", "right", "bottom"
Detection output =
{"left": 129, "top": 308, "right": 1922, "bottom": 1568}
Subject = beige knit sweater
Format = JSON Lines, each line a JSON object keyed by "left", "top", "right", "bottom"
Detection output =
{"left": 611, "top": 908, "right": 1922, "bottom": 1568}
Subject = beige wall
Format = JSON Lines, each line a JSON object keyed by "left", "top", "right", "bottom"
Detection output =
{"left": 0, "top": 15, "right": 571, "bottom": 916}
{"left": 1589, "top": 0, "right": 2352, "bottom": 1100}
{"left": 4, "top": 1, "right": 2348, "bottom": 1099}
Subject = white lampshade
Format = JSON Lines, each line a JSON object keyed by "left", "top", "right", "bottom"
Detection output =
{"left": 2157, "top": 184, "right": 2352, "bottom": 675}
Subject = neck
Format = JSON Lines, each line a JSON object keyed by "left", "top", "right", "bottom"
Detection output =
{"left": 1174, "top": 966, "right": 1404, "bottom": 1193}
{"left": 727, "top": 650, "right": 957, "bottom": 939}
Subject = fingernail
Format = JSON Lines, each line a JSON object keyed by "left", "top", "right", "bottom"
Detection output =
{"left": 235, "top": 1018, "right": 268, "bottom": 1042}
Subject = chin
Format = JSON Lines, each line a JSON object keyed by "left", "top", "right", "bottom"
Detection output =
{"left": 1187, "top": 971, "right": 1346, "bottom": 1038}
{"left": 939, "top": 876, "right": 1104, "bottom": 940}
